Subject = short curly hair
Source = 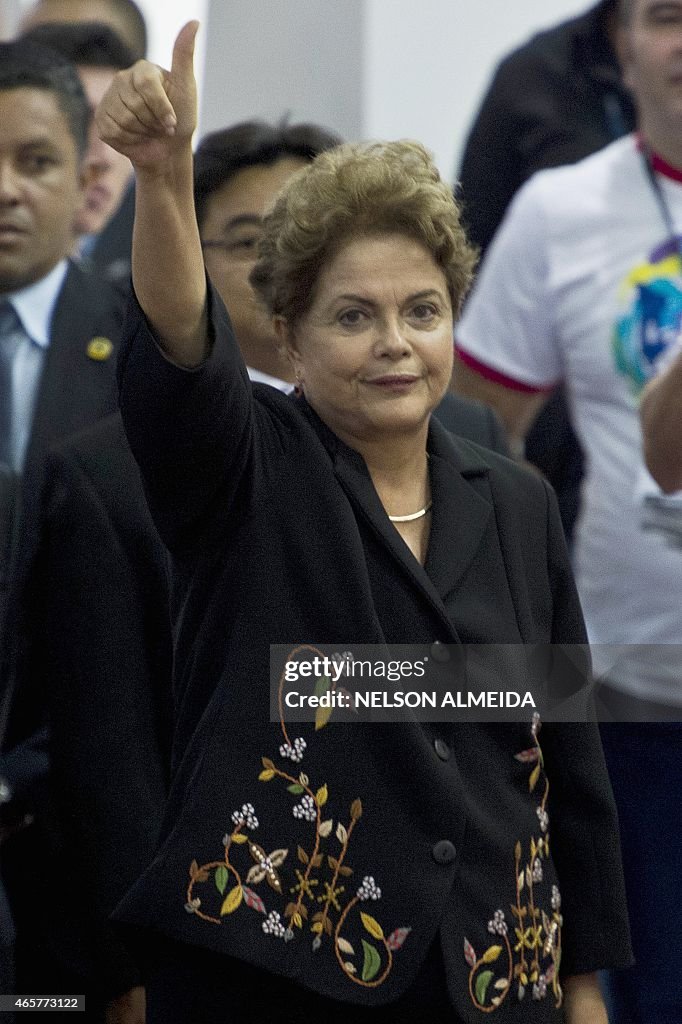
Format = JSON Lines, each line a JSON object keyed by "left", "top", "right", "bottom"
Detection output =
{"left": 250, "top": 140, "right": 477, "bottom": 325}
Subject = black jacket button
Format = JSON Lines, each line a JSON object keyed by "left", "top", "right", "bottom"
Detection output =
{"left": 434, "top": 738, "right": 450, "bottom": 761}
{"left": 432, "top": 840, "right": 457, "bottom": 864}
{"left": 430, "top": 641, "right": 450, "bottom": 663}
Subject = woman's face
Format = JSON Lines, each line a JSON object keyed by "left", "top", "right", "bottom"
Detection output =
{"left": 281, "top": 232, "right": 454, "bottom": 449}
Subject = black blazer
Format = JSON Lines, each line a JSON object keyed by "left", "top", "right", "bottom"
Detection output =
{"left": 116, "top": 285, "right": 631, "bottom": 1019}
{"left": 2, "top": 261, "right": 123, "bottom": 755}
{"left": 10, "top": 413, "right": 172, "bottom": 999}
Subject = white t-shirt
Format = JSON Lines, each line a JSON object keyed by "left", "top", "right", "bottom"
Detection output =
{"left": 456, "top": 134, "right": 682, "bottom": 704}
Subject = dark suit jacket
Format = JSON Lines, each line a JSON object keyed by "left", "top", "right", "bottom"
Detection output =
{"left": 2, "top": 261, "right": 124, "bottom": 758}
{"left": 12, "top": 414, "right": 172, "bottom": 1000}
{"left": 434, "top": 391, "right": 508, "bottom": 455}
{"left": 1, "top": 263, "right": 123, "bottom": 1001}
{"left": 115, "top": 284, "right": 631, "bottom": 1019}
{"left": 86, "top": 182, "right": 135, "bottom": 287}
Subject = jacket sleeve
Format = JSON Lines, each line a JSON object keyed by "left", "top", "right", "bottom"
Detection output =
{"left": 117, "top": 279, "right": 261, "bottom": 551}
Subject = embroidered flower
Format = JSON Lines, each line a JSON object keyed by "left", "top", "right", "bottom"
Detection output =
{"left": 231, "top": 802, "right": 259, "bottom": 830}
{"left": 533, "top": 975, "right": 548, "bottom": 1000}
{"left": 262, "top": 910, "right": 286, "bottom": 938}
{"left": 280, "top": 737, "right": 307, "bottom": 763}
{"left": 551, "top": 885, "right": 561, "bottom": 911}
{"left": 536, "top": 806, "right": 549, "bottom": 833}
{"left": 487, "top": 909, "right": 508, "bottom": 936}
{"left": 184, "top": 897, "right": 201, "bottom": 914}
{"left": 357, "top": 876, "right": 382, "bottom": 901}
{"left": 292, "top": 794, "right": 316, "bottom": 822}
{"left": 532, "top": 858, "right": 543, "bottom": 883}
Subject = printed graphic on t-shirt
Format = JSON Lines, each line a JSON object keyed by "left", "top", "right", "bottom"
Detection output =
{"left": 613, "top": 241, "right": 682, "bottom": 395}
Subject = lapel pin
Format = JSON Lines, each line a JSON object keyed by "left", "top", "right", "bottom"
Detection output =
{"left": 86, "top": 336, "right": 114, "bottom": 361}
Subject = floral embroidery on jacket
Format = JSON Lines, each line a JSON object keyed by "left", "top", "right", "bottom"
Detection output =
{"left": 464, "top": 714, "right": 564, "bottom": 1012}
{"left": 184, "top": 646, "right": 411, "bottom": 987}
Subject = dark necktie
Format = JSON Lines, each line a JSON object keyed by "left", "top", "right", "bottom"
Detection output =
{"left": 0, "top": 301, "right": 22, "bottom": 469}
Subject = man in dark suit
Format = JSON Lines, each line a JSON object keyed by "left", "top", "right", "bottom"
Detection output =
{"left": 0, "top": 37, "right": 123, "bottom": 998}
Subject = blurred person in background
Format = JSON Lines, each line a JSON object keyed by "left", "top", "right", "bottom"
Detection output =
{"left": 20, "top": 0, "right": 147, "bottom": 61}
{"left": 453, "top": 0, "right": 682, "bottom": 1019}
{"left": 457, "top": 0, "right": 636, "bottom": 547}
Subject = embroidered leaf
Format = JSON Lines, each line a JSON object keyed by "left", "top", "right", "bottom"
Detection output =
{"left": 514, "top": 748, "right": 539, "bottom": 764}
{"left": 293, "top": 913, "right": 303, "bottom": 929}
{"left": 319, "top": 819, "right": 333, "bottom": 838}
{"left": 339, "top": 865, "right": 353, "bottom": 877}
{"left": 361, "top": 912, "right": 384, "bottom": 941}
{"left": 311, "top": 854, "right": 323, "bottom": 868}
{"left": 242, "top": 886, "right": 265, "bottom": 914}
{"left": 350, "top": 798, "right": 363, "bottom": 821}
{"left": 299, "top": 773, "right": 309, "bottom": 786}
{"left": 230, "top": 832, "right": 248, "bottom": 844}
{"left": 491, "top": 996, "right": 502, "bottom": 1007}
{"left": 220, "top": 885, "right": 243, "bottom": 916}
{"left": 386, "top": 927, "right": 411, "bottom": 951}
{"left": 315, "top": 675, "right": 330, "bottom": 698}
{"left": 189, "top": 860, "right": 199, "bottom": 879}
{"left": 520, "top": 972, "right": 528, "bottom": 986}
{"left": 324, "top": 917, "right": 333, "bottom": 936}
{"left": 475, "top": 970, "right": 494, "bottom": 1006}
{"left": 297, "top": 845, "right": 309, "bottom": 865}
{"left": 299, "top": 903, "right": 308, "bottom": 920}
{"left": 214, "top": 865, "right": 229, "bottom": 896}
{"left": 284, "top": 903, "right": 296, "bottom": 919}
{"left": 194, "top": 869, "right": 209, "bottom": 883}
{"left": 259, "top": 769, "right": 275, "bottom": 782}
{"left": 518, "top": 872, "right": 525, "bottom": 893}
{"left": 518, "top": 984, "right": 526, "bottom": 1000}
{"left": 495, "top": 978, "right": 510, "bottom": 991}
{"left": 315, "top": 704, "right": 333, "bottom": 731}
{"left": 344, "top": 961, "right": 357, "bottom": 975}
{"left": 514, "top": 841, "right": 522, "bottom": 861}
{"left": 311, "top": 921, "right": 324, "bottom": 934}
{"left": 338, "top": 937, "right": 355, "bottom": 956}
{"left": 316, "top": 784, "right": 329, "bottom": 807}
{"left": 312, "top": 935, "right": 322, "bottom": 952}
{"left": 464, "top": 938, "right": 477, "bottom": 968}
{"left": 262, "top": 757, "right": 275, "bottom": 770}
{"left": 529, "top": 764, "right": 541, "bottom": 793}
{"left": 288, "top": 784, "right": 305, "bottom": 795}
{"left": 361, "top": 940, "right": 381, "bottom": 982}
{"left": 481, "top": 945, "right": 502, "bottom": 964}
{"left": 269, "top": 849, "right": 289, "bottom": 867}
{"left": 327, "top": 856, "right": 339, "bottom": 871}
{"left": 246, "top": 865, "right": 266, "bottom": 885}
{"left": 336, "top": 822, "right": 348, "bottom": 845}
{"left": 249, "top": 841, "right": 266, "bottom": 864}
{"left": 312, "top": 912, "right": 323, "bottom": 923}
{"left": 545, "top": 964, "right": 555, "bottom": 983}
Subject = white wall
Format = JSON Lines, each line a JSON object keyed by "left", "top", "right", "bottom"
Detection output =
{"left": 364, "top": 0, "right": 590, "bottom": 180}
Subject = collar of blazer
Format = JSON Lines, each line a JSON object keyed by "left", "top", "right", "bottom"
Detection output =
{"left": 294, "top": 395, "right": 494, "bottom": 632}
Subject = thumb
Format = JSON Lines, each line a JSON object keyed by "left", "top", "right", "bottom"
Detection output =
{"left": 170, "top": 20, "right": 199, "bottom": 82}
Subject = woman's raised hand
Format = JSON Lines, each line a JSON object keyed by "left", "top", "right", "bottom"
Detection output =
{"left": 96, "top": 21, "right": 199, "bottom": 171}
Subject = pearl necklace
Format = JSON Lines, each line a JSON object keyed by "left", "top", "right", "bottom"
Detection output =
{"left": 387, "top": 500, "right": 433, "bottom": 523}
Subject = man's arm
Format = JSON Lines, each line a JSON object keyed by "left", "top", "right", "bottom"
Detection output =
{"left": 640, "top": 349, "right": 682, "bottom": 492}
{"left": 451, "top": 357, "right": 548, "bottom": 456}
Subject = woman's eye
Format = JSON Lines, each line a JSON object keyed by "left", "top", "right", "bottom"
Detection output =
{"left": 411, "top": 303, "right": 437, "bottom": 321}
{"left": 338, "top": 308, "right": 367, "bottom": 327}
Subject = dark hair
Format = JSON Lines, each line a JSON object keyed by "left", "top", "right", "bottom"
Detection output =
{"left": 617, "top": 0, "right": 635, "bottom": 24}
{"left": 193, "top": 119, "right": 342, "bottom": 231}
{"left": 21, "top": 21, "right": 136, "bottom": 70}
{"left": 0, "top": 39, "right": 89, "bottom": 158}
{"left": 109, "top": 0, "right": 147, "bottom": 59}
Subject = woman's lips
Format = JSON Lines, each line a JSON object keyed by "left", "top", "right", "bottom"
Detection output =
{"left": 365, "top": 374, "right": 420, "bottom": 390}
